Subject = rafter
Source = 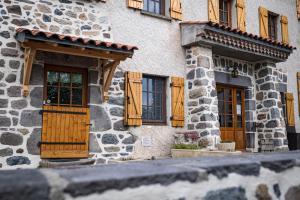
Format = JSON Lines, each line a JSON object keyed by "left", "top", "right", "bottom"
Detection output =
{"left": 102, "top": 60, "right": 120, "bottom": 101}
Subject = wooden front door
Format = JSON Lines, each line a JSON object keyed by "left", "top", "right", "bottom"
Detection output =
{"left": 41, "top": 65, "right": 89, "bottom": 158}
{"left": 217, "top": 85, "right": 246, "bottom": 150}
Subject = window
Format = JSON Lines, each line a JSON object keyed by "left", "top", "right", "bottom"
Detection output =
{"left": 268, "top": 12, "right": 278, "bottom": 40}
{"left": 143, "top": 0, "right": 165, "bottom": 15}
{"left": 219, "top": 0, "right": 231, "bottom": 26}
{"left": 142, "top": 75, "right": 166, "bottom": 124}
{"left": 44, "top": 66, "right": 87, "bottom": 107}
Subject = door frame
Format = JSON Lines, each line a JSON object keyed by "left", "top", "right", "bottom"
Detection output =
{"left": 217, "top": 83, "right": 246, "bottom": 150}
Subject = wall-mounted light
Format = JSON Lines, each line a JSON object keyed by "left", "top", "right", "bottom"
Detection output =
{"left": 231, "top": 66, "right": 239, "bottom": 78}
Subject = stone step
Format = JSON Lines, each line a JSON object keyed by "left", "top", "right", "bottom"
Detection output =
{"left": 39, "top": 158, "right": 96, "bottom": 168}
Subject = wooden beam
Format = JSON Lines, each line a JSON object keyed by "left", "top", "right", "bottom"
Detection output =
{"left": 23, "top": 47, "right": 36, "bottom": 97}
{"left": 103, "top": 60, "right": 120, "bottom": 101}
{"left": 22, "top": 41, "right": 129, "bottom": 61}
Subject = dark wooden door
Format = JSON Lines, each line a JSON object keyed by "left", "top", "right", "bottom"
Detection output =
{"left": 217, "top": 85, "right": 246, "bottom": 150}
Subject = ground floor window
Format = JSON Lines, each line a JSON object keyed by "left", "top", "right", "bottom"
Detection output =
{"left": 142, "top": 75, "right": 166, "bottom": 124}
{"left": 44, "top": 65, "right": 88, "bottom": 107}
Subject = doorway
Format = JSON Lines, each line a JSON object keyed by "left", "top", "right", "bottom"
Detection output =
{"left": 217, "top": 85, "right": 246, "bottom": 150}
{"left": 41, "top": 65, "right": 90, "bottom": 158}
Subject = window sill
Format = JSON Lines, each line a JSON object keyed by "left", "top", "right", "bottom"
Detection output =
{"left": 140, "top": 10, "right": 172, "bottom": 22}
{"left": 142, "top": 121, "right": 167, "bottom": 126}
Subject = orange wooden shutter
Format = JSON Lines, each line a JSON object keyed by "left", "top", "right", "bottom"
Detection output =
{"left": 286, "top": 93, "right": 295, "bottom": 127}
{"left": 297, "top": 72, "right": 300, "bottom": 115}
{"left": 297, "top": 0, "right": 300, "bottom": 20}
{"left": 170, "top": 0, "right": 182, "bottom": 20}
{"left": 171, "top": 77, "right": 184, "bottom": 127}
{"left": 281, "top": 16, "right": 289, "bottom": 44}
{"left": 259, "top": 7, "right": 268, "bottom": 39}
{"left": 208, "top": 0, "right": 219, "bottom": 23}
{"left": 125, "top": 71, "right": 142, "bottom": 126}
{"left": 127, "top": 0, "right": 143, "bottom": 9}
{"left": 236, "top": 0, "right": 246, "bottom": 32}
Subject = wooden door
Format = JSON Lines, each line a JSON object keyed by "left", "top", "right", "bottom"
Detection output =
{"left": 217, "top": 85, "right": 246, "bottom": 150}
{"left": 41, "top": 65, "right": 89, "bottom": 158}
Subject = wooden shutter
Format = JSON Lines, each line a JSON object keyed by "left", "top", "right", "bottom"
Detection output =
{"left": 170, "top": 0, "right": 182, "bottom": 20}
{"left": 127, "top": 0, "right": 143, "bottom": 10}
{"left": 208, "top": 0, "right": 219, "bottom": 23}
{"left": 259, "top": 7, "right": 268, "bottom": 39}
{"left": 297, "top": 0, "right": 300, "bottom": 20}
{"left": 281, "top": 16, "right": 289, "bottom": 44}
{"left": 125, "top": 71, "right": 142, "bottom": 126}
{"left": 236, "top": 0, "right": 246, "bottom": 32}
{"left": 171, "top": 77, "right": 184, "bottom": 127}
{"left": 286, "top": 93, "right": 295, "bottom": 127}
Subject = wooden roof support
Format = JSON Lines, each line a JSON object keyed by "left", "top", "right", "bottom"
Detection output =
{"left": 22, "top": 41, "right": 129, "bottom": 61}
{"left": 23, "top": 47, "right": 36, "bottom": 97}
{"left": 103, "top": 60, "right": 120, "bottom": 101}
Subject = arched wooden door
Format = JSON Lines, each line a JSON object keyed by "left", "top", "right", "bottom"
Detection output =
{"left": 217, "top": 85, "right": 246, "bottom": 150}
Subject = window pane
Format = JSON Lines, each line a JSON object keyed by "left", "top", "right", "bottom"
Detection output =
{"left": 226, "top": 115, "right": 233, "bottom": 127}
{"left": 47, "top": 71, "right": 59, "bottom": 86}
{"left": 142, "top": 92, "right": 148, "bottom": 106}
{"left": 72, "top": 73, "right": 83, "bottom": 87}
{"left": 225, "top": 103, "right": 232, "bottom": 115}
{"left": 60, "top": 73, "right": 71, "bottom": 87}
{"left": 217, "top": 88, "right": 224, "bottom": 100}
{"left": 236, "top": 90, "right": 242, "bottom": 103}
{"left": 219, "top": 114, "right": 225, "bottom": 127}
{"left": 142, "top": 78, "right": 147, "bottom": 91}
{"left": 218, "top": 101, "right": 224, "bottom": 113}
{"left": 72, "top": 88, "right": 82, "bottom": 105}
{"left": 148, "top": 92, "right": 153, "bottom": 106}
{"left": 155, "top": 1, "right": 160, "bottom": 14}
{"left": 225, "top": 88, "right": 232, "bottom": 101}
{"left": 148, "top": 78, "right": 153, "bottom": 92}
{"left": 155, "top": 106, "right": 162, "bottom": 120}
{"left": 156, "top": 79, "right": 163, "bottom": 91}
{"left": 142, "top": 106, "right": 147, "bottom": 119}
{"left": 60, "top": 87, "right": 71, "bottom": 104}
{"left": 149, "top": 0, "right": 155, "bottom": 13}
{"left": 47, "top": 87, "right": 58, "bottom": 104}
{"left": 237, "top": 115, "right": 242, "bottom": 128}
{"left": 148, "top": 106, "right": 154, "bottom": 119}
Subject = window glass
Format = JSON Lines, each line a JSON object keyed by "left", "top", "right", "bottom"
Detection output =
{"left": 268, "top": 12, "right": 278, "bottom": 40}
{"left": 142, "top": 75, "right": 166, "bottom": 124}
{"left": 144, "top": 0, "right": 164, "bottom": 15}
{"left": 219, "top": 0, "right": 231, "bottom": 26}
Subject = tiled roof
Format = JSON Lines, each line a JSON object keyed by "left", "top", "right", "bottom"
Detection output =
{"left": 180, "top": 21, "right": 294, "bottom": 50}
{"left": 15, "top": 28, "right": 138, "bottom": 52}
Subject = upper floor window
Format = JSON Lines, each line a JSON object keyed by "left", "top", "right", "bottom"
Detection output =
{"left": 268, "top": 12, "right": 278, "bottom": 40}
{"left": 142, "top": 75, "right": 166, "bottom": 124}
{"left": 219, "top": 0, "right": 231, "bottom": 26}
{"left": 143, "top": 0, "right": 165, "bottom": 15}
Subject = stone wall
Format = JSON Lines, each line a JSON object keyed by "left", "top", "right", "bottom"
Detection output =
{"left": 1, "top": 151, "right": 300, "bottom": 200}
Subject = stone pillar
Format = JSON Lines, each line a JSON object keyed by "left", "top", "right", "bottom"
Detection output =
{"left": 185, "top": 46, "right": 220, "bottom": 147}
{"left": 255, "top": 62, "right": 289, "bottom": 152}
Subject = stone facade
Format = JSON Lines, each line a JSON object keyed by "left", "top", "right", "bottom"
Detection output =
{"left": 0, "top": 0, "right": 298, "bottom": 169}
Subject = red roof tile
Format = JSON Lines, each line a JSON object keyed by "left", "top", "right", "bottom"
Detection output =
{"left": 180, "top": 21, "right": 294, "bottom": 50}
{"left": 16, "top": 28, "right": 138, "bottom": 51}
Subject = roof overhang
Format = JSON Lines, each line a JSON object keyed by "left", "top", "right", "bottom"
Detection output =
{"left": 180, "top": 21, "right": 295, "bottom": 63}
{"left": 15, "top": 28, "right": 138, "bottom": 100}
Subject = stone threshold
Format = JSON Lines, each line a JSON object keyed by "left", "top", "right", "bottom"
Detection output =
{"left": 39, "top": 158, "right": 96, "bottom": 168}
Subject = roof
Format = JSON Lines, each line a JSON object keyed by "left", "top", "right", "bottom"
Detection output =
{"left": 15, "top": 28, "right": 138, "bottom": 53}
{"left": 180, "top": 21, "right": 294, "bottom": 50}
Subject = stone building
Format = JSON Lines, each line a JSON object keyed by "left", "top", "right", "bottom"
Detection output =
{"left": 0, "top": 0, "right": 299, "bottom": 169}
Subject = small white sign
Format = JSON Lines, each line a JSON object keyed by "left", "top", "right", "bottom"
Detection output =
{"left": 237, "top": 105, "right": 242, "bottom": 115}
{"left": 142, "top": 136, "right": 152, "bottom": 147}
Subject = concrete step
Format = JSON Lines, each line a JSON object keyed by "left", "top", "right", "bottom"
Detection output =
{"left": 39, "top": 158, "right": 96, "bottom": 168}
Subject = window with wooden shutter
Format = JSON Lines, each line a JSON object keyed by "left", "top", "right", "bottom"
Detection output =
{"left": 208, "top": 0, "right": 219, "bottom": 23}
{"left": 171, "top": 77, "right": 184, "bottom": 127}
{"left": 286, "top": 92, "right": 295, "bottom": 127}
{"left": 236, "top": 0, "right": 246, "bottom": 31}
{"left": 128, "top": 0, "right": 143, "bottom": 10}
{"left": 259, "top": 7, "right": 269, "bottom": 39}
{"left": 281, "top": 16, "right": 289, "bottom": 44}
{"left": 125, "top": 72, "right": 142, "bottom": 126}
{"left": 170, "top": 0, "right": 182, "bottom": 20}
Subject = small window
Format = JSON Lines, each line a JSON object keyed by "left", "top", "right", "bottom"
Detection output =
{"left": 142, "top": 75, "right": 166, "bottom": 124}
{"left": 268, "top": 12, "right": 278, "bottom": 40}
{"left": 219, "top": 0, "right": 231, "bottom": 26}
{"left": 143, "top": 0, "right": 165, "bottom": 15}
